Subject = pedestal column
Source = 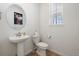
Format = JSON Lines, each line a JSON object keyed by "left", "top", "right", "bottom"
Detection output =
{"left": 17, "top": 42, "right": 25, "bottom": 56}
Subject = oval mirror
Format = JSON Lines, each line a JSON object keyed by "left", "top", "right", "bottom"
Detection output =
{"left": 6, "top": 4, "right": 26, "bottom": 30}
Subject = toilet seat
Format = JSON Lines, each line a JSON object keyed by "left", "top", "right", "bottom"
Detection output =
{"left": 36, "top": 42, "right": 48, "bottom": 48}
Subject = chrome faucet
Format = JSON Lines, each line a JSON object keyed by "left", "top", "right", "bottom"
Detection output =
{"left": 16, "top": 32, "right": 22, "bottom": 36}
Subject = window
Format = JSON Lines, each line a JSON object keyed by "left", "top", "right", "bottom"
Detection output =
{"left": 49, "top": 3, "right": 64, "bottom": 25}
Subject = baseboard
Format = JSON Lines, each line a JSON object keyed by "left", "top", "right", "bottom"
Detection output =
{"left": 48, "top": 49, "right": 64, "bottom": 56}
{"left": 24, "top": 48, "right": 64, "bottom": 56}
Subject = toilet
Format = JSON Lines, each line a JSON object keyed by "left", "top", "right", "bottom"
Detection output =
{"left": 32, "top": 32, "right": 48, "bottom": 56}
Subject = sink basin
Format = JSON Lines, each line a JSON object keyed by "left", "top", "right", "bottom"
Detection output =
{"left": 9, "top": 34, "right": 30, "bottom": 43}
{"left": 9, "top": 33, "right": 30, "bottom": 56}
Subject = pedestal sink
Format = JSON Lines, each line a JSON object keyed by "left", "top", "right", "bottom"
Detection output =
{"left": 9, "top": 33, "right": 30, "bottom": 56}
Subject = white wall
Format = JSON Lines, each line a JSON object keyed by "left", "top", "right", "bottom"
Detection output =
{"left": 40, "top": 3, "right": 79, "bottom": 56}
{"left": 0, "top": 3, "right": 79, "bottom": 56}
{"left": 0, "top": 3, "right": 40, "bottom": 56}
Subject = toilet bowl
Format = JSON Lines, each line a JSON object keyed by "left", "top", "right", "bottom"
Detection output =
{"left": 36, "top": 42, "right": 48, "bottom": 56}
{"left": 32, "top": 32, "right": 48, "bottom": 56}
{"left": 36, "top": 42, "right": 48, "bottom": 49}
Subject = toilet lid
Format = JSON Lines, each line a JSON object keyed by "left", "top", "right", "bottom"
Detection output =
{"left": 36, "top": 42, "right": 48, "bottom": 48}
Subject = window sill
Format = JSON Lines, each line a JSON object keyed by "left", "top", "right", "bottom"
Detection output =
{"left": 49, "top": 24, "right": 64, "bottom": 27}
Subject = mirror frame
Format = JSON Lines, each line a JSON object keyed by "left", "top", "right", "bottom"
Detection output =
{"left": 6, "top": 4, "right": 26, "bottom": 30}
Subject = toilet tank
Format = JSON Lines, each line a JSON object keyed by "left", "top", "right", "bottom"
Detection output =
{"left": 32, "top": 32, "right": 40, "bottom": 44}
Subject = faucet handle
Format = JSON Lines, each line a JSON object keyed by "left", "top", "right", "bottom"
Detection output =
{"left": 16, "top": 32, "right": 21, "bottom": 36}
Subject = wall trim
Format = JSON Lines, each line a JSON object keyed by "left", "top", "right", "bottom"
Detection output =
{"left": 24, "top": 48, "right": 64, "bottom": 56}
{"left": 48, "top": 49, "right": 64, "bottom": 56}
